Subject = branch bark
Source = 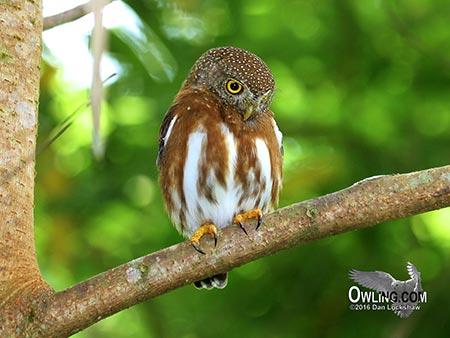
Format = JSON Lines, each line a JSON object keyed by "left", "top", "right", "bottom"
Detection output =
{"left": 43, "top": 1, "right": 112, "bottom": 30}
{"left": 35, "top": 165, "right": 450, "bottom": 337}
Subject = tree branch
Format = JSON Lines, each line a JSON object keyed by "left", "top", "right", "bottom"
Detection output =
{"left": 43, "top": 1, "right": 112, "bottom": 30}
{"left": 35, "top": 165, "right": 450, "bottom": 337}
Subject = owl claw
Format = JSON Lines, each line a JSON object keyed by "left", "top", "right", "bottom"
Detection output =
{"left": 192, "top": 242, "right": 206, "bottom": 255}
{"left": 233, "top": 209, "right": 263, "bottom": 233}
{"left": 256, "top": 214, "right": 263, "bottom": 231}
{"left": 213, "top": 231, "right": 218, "bottom": 247}
{"left": 190, "top": 223, "right": 219, "bottom": 255}
{"left": 237, "top": 221, "right": 248, "bottom": 236}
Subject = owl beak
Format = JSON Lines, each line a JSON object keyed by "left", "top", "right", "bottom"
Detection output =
{"left": 242, "top": 105, "right": 255, "bottom": 121}
{"left": 242, "top": 90, "right": 273, "bottom": 121}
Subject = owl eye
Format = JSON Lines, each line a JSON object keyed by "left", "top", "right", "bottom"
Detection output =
{"left": 225, "top": 79, "right": 243, "bottom": 95}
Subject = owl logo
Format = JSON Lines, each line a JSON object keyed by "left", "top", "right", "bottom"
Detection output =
{"left": 349, "top": 262, "right": 425, "bottom": 318}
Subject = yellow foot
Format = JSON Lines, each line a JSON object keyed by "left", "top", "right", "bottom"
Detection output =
{"left": 233, "top": 209, "right": 263, "bottom": 235}
{"left": 190, "top": 223, "right": 219, "bottom": 255}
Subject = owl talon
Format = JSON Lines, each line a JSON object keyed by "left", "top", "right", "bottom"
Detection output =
{"left": 256, "top": 214, "right": 263, "bottom": 231}
{"left": 192, "top": 242, "right": 206, "bottom": 255}
{"left": 190, "top": 223, "right": 219, "bottom": 254}
{"left": 233, "top": 209, "right": 263, "bottom": 232}
{"left": 213, "top": 231, "right": 218, "bottom": 247}
{"left": 237, "top": 221, "right": 248, "bottom": 236}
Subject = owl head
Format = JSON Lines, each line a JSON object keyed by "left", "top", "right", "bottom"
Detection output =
{"left": 184, "top": 46, "right": 275, "bottom": 121}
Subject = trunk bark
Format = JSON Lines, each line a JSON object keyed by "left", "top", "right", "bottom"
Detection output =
{"left": 0, "top": 1, "right": 53, "bottom": 336}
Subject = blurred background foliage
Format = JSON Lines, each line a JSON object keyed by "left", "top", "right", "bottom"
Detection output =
{"left": 37, "top": 0, "right": 450, "bottom": 337}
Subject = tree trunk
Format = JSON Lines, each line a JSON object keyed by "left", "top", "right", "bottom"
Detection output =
{"left": 0, "top": 1, "right": 53, "bottom": 336}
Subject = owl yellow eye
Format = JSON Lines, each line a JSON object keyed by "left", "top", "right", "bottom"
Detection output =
{"left": 225, "top": 79, "right": 243, "bottom": 95}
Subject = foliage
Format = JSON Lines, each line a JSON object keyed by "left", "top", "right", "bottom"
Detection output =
{"left": 37, "top": 0, "right": 450, "bottom": 337}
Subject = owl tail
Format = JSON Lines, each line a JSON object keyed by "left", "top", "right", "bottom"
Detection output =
{"left": 194, "top": 273, "right": 228, "bottom": 290}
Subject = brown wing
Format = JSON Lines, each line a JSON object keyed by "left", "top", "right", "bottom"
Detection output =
{"left": 156, "top": 105, "right": 178, "bottom": 169}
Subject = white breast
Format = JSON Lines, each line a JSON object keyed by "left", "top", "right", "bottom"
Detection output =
{"left": 174, "top": 123, "right": 274, "bottom": 237}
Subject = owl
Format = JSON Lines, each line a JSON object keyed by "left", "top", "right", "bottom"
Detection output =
{"left": 157, "top": 46, "right": 283, "bottom": 289}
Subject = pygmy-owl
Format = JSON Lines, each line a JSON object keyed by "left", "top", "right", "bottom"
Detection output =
{"left": 157, "top": 46, "right": 283, "bottom": 289}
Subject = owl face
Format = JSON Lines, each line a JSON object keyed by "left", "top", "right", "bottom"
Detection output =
{"left": 185, "top": 46, "right": 275, "bottom": 121}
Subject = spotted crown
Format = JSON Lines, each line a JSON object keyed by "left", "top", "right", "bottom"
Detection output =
{"left": 185, "top": 46, "right": 275, "bottom": 97}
